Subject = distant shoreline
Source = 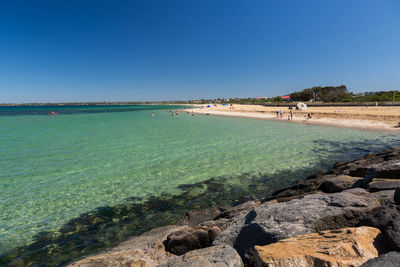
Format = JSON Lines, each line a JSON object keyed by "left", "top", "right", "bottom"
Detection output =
{"left": 187, "top": 104, "right": 400, "bottom": 133}
{"left": 0, "top": 102, "right": 179, "bottom": 106}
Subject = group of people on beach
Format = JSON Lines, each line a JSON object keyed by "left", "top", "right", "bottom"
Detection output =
{"left": 276, "top": 106, "right": 295, "bottom": 120}
{"left": 275, "top": 106, "right": 313, "bottom": 121}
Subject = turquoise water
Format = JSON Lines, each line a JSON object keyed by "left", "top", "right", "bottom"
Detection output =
{"left": 0, "top": 105, "right": 399, "bottom": 264}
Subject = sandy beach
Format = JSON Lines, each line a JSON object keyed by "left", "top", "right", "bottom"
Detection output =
{"left": 187, "top": 104, "right": 400, "bottom": 132}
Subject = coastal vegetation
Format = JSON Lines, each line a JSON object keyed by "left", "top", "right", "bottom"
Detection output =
{"left": 204, "top": 86, "right": 400, "bottom": 105}
{"left": 2, "top": 87, "right": 398, "bottom": 106}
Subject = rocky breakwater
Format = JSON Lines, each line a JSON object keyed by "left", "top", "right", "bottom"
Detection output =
{"left": 67, "top": 147, "right": 400, "bottom": 267}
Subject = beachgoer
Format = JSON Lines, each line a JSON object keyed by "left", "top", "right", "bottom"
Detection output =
{"left": 280, "top": 109, "right": 283, "bottom": 119}
{"left": 307, "top": 113, "right": 312, "bottom": 119}
{"left": 290, "top": 110, "right": 293, "bottom": 120}
{"left": 276, "top": 111, "right": 279, "bottom": 118}
{"left": 152, "top": 112, "right": 155, "bottom": 117}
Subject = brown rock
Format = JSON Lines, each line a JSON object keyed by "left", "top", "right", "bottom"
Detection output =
{"left": 68, "top": 225, "right": 188, "bottom": 267}
{"left": 67, "top": 250, "right": 149, "bottom": 267}
{"left": 254, "top": 227, "right": 385, "bottom": 267}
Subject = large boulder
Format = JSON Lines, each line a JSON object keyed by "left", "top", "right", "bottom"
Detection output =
{"left": 161, "top": 245, "right": 243, "bottom": 267}
{"left": 164, "top": 226, "right": 221, "bottom": 255}
{"left": 367, "top": 179, "right": 400, "bottom": 192}
{"left": 347, "top": 157, "right": 386, "bottom": 177}
{"left": 254, "top": 227, "right": 385, "bottom": 267}
{"left": 68, "top": 225, "right": 188, "bottom": 266}
{"left": 370, "top": 159, "right": 400, "bottom": 179}
{"left": 361, "top": 201, "right": 400, "bottom": 250}
{"left": 361, "top": 251, "right": 400, "bottom": 267}
{"left": 349, "top": 158, "right": 400, "bottom": 183}
{"left": 320, "top": 175, "right": 361, "bottom": 193}
{"left": 213, "top": 191, "right": 381, "bottom": 259}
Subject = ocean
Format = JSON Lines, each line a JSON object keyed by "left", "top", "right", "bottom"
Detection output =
{"left": 0, "top": 104, "right": 399, "bottom": 265}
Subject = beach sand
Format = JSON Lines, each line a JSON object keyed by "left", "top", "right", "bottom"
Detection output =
{"left": 187, "top": 104, "right": 400, "bottom": 132}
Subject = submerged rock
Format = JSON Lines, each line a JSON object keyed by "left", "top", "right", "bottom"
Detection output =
{"left": 264, "top": 171, "right": 327, "bottom": 202}
{"left": 254, "top": 227, "right": 385, "bottom": 267}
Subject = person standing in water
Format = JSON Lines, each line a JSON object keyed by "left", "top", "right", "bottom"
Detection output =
{"left": 152, "top": 112, "right": 155, "bottom": 117}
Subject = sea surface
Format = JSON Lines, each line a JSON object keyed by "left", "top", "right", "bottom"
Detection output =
{"left": 1, "top": 104, "right": 399, "bottom": 265}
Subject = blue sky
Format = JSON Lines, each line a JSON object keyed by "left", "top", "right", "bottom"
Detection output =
{"left": 0, "top": 0, "right": 399, "bottom": 103}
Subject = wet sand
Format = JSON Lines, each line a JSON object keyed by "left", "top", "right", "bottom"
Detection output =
{"left": 187, "top": 104, "right": 400, "bottom": 132}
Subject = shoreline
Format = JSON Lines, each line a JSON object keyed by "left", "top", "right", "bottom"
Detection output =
{"left": 67, "top": 147, "right": 400, "bottom": 267}
{"left": 185, "top": 104, "right": 400, "bottom": 133}
{"left": 5, "top": 146, "right": 400, "bottom": 266}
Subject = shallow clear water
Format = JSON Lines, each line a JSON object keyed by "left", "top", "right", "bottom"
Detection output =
{"left": 0, "top": 105, "right": 399, "bottom": 262}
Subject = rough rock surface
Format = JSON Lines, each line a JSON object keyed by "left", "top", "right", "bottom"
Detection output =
{"left": 361, "top": 201, "right": 400, "bottom": 250}
{"left": 361, "top": 251, "right": 400, "bottom": 267}
{"left": 369, "top": 159, "right": 400, "bottom": 179}
{"left": 394, "top": 187, "right": 400, "bottom": 204}
{"left": 68, "top": 225, "right": 188, "bottom": 266}
{"left": 164, "top": 226, "right": 221, "bottom": 255}
{"left": 213, "top": 191, "right": 381, "bottom": 259}
{"left": 254, "top": 227, "right": 385, "bottom": 267}
{"left": 367, "top": 179, "right": 400, "bottom": 191}
{"left": 367, "top": 190, "right": 395, "bottom": 202}
{"left": 320, "top": 175, "right": 361, "bottom": 193}
{"left": 161, "top": 245, "right": 243, "bottom": 267}
{"left": 65, "top": 147, "right": 400, "bottom": 267}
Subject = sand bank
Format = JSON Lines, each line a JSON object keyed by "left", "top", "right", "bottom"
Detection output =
{"left": 187, "top": 104, "right": 400, "bottom": 132}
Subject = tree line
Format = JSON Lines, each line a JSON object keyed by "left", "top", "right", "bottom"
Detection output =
{"left": 221, "top": 86, "right": 399, "bottom": 104}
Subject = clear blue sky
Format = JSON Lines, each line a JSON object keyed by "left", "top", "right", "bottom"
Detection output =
{"left": 1, "top": 0, "right": 399, "bottom": 103}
